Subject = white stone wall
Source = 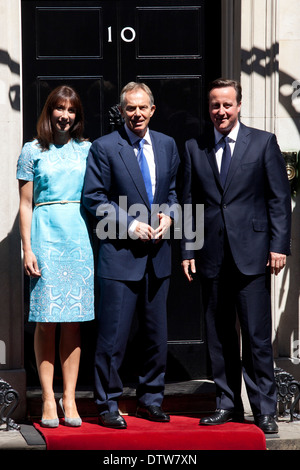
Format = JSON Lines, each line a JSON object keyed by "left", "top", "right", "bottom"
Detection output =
{"left": 277, "top": 1, "right": 300, "bottom": 149}
{"left": 0, "top": 0, "right": 26, "bottom": 417}
{"left": 240, "top": 0, "right": 300, "bottom": 378}
{"left": 0, "top": 2, "right": 22, "bottom": 233}
{"left": 275, "top": 0, "right": 300, "bottom": 376}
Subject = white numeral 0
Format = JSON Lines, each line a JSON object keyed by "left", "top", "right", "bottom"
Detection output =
{"left": 120, "top": 27, "right": 136, "bottom": 42}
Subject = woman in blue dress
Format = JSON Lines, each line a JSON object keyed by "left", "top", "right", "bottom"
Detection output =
{"left": 17, "top": 86, "right": 94, "bottom": 427}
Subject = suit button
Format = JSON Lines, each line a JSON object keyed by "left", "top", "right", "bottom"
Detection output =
{"left": 223, "top": 204, "right": 227, "bottom": 209}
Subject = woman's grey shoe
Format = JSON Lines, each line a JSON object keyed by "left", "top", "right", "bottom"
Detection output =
{"left": 41, "top": 418, "right": 59, "bottom": 428}
{"left": 41, "top": 405, "right": 59, "bottom": 428}
{"left": 59, "top": 397, "right": 82, "bottom": 427}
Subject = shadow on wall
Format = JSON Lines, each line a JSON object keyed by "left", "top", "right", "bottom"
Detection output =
{"left": 0, "top": 214, "right": 23, "bottom": 369}
{"left": 242, "top": 45, "right": 300, "bottom": 365}
{"left": 0, "top": 49, "right": 20, "bottom": 111}
{"left": 275, "top": 198, "right": 300, "bottom": 371}
{"left": 242, "top": 45, "right": 300, "bottom": 135}
{"left": 0, "top": 48, "right": 22, "bottom": 363}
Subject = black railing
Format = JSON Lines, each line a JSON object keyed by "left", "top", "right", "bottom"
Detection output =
{"left": 0, "top": 378, "right": 20, "bottom": 431}
{"left": 275, "top": 367, "right": 300, "bottom": 421}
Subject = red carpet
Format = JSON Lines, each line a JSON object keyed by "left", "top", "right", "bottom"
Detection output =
{"left": 33, "top": 415, "right": 266, "bottom": 450}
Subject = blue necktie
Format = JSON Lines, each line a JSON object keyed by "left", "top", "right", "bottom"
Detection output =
{"left": 137, "top": 139, "right": 153, "bottom": 206}
{"left": 220, "top": 136, "right": 231, "bottom": 187}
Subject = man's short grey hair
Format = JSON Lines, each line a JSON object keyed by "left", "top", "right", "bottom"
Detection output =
{"left": 120, "top": 82, "right": 155, "bottom": 109}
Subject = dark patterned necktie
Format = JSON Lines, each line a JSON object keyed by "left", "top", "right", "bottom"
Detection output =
{"left": 220, "top": 136, "right": 231, "bottom": 186}
{"left": 137, "top": 139, "right": 153, "bottom": 205}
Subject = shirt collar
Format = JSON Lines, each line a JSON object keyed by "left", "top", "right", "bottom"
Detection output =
{"left": 124, "top": 124, "right": 150, "bottom": 146}
{"left": 214, "top": 121, "right": 240, "bottom": 145}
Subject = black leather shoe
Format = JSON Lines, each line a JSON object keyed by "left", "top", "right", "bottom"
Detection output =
{"left": 254, "top": 415, "right": 278, "bottom": 434}
{"left": 98, "top": 411, "right": 127, "bottom": 429}
{"left": 200, "top": 409, "right": 244, "bottom": 425}
{"left": 136, "top": 405, "right": 170, "bottom": 422}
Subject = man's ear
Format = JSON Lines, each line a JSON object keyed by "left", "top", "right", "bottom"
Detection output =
{"left": 150, "top": 105, "right": 156, "bottom": 117}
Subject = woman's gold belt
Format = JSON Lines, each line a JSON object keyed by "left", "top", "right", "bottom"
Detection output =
{"left": 35, "top": 200, "right": 80, "bottom": 207}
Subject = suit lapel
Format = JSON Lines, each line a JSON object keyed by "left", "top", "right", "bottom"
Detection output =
{"left": 204, "top": 130, "right": 223, "bottom": 190}
{"left": 117, "top": 129, "right": 151, "bottom": 209}
{"left": 223, "top": 123, "right": 250, "bottom": 193}
{"left": 150, "top": 131, "right": 162, "bottom": 205}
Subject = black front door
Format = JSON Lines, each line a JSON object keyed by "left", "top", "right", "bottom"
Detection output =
{"left": 21, "top": 0, "right": 221, "bottom": 384}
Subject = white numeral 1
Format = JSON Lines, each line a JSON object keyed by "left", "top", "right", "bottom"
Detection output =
{"left": 108, "top": 26, "right": 112, "bottom": 43}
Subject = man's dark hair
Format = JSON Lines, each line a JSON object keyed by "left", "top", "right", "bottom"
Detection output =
{"left": 208, "top": 78, "right": 242, "bottom": 103}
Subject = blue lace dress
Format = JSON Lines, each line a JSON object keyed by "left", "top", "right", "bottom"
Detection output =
{"left": 17, "top": 139, "right": 94, "bottom": 322}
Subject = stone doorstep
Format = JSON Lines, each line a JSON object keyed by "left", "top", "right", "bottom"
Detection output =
{"left": 26, "top": 379, "right": 217, "bottom": 419}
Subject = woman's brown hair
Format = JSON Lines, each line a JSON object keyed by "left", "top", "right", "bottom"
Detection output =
{"left": 36, "top": 85, "right": 85, "bottom": 150}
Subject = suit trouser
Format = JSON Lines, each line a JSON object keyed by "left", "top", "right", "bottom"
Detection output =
{"left": 94, "top": 270, "right": 170, "bottom": 414}
{"left": 201, "top": 249, "right": 277, "bottom": 417}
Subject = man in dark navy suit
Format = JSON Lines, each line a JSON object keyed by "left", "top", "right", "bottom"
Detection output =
{"left": 181, "top": 78, "right": 291, "bottom": 434}
{"left": 83, "top": 82, "right": 179, "bottom": 428}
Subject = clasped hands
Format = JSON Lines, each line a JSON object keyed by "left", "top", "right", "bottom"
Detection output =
{"left": 134, "top": 213, "right": 172, "bottom": 242}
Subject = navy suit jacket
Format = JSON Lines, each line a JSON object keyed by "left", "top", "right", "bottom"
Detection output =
{"left": 181, "top": 122, "right": 291, "bottom": 277}
{"left": 83, "top": 127, "right": 180, "bottom": 281}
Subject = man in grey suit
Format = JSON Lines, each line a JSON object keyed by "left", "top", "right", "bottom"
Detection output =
{"left": 83, "top": 82, "right": 179, "bottom": 428}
